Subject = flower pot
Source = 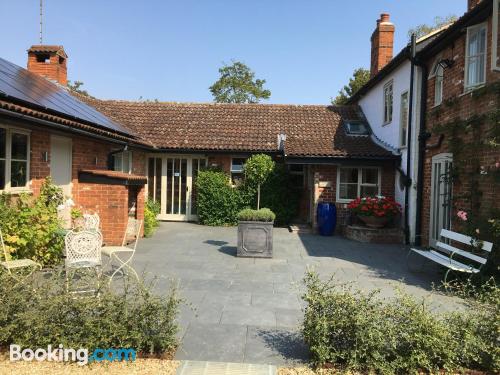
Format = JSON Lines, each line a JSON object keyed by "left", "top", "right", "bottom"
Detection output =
{"left": 358, "top": 215, "right": 389, "bottom": 229}
{"left": 237, "top": 221, "right": 273, "bottom": 258}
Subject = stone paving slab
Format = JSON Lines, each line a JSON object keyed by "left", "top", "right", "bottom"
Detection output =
{"left": 134, "top": 222, "right": 458, "bottom": 366}
{"left": 176, "top": 360, "right": 276, "bottom": 375}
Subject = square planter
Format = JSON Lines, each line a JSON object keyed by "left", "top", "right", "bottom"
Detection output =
{"left": 237, "top": 221, "right": 273, "bottom": 258}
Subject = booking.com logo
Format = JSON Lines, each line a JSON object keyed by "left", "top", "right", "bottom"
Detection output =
{"left": 10, "top": 344, "right": 136, "bottom": 366}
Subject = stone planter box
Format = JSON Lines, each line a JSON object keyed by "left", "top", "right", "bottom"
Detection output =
{"left": 237, "top": 221, "right": 273, "bottom": 258}
{"left": 345, "top": 225, "right": 403, "bottom": 244}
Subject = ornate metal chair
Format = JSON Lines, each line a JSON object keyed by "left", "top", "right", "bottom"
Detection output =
{"left": 65, "top": 230, "right": 103, "bottom": 294}
{"left": 82, "top": 213, "right": 100, "bottom": 231}
{"left": 102, "top": 218, "right": 142, "bottom": 283}
{"left": 0, "top": 227, "right": 41, "bottom": 282}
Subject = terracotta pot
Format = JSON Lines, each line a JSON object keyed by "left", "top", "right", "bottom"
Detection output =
{"left": 358, "top": 215, "right": 389, "bottom": 229}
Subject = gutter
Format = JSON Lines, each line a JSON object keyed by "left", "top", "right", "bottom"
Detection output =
{"left": 404, "top": 34, "right": 417, "bottom": 245}
{"left": 0, "top": 107, "right": 152, "bottom": 151}
{"left": 413, "top": 60, "right": 429, "bottom": 247}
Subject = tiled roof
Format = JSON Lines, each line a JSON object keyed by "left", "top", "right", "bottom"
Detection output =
{"left": 80, "top": 98, "right": 396, "bottom": 159}
{"left": 79, "top": 169, "right": 147, "bottom": 183}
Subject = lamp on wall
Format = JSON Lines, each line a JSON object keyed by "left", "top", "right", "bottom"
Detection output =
{"left": 438, "top": 58, "right": 455, "bottom": 70}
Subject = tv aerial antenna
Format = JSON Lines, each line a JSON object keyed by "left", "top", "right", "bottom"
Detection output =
{"left": 39, "top": 0, "right": 43, "bottom": 44}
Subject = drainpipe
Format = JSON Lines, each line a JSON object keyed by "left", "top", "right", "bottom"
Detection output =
{"left": 414, "top": 60, "right": 429, "bottom": 247}
{"left": 404, "top": 35, "right": 417, "bottom": 245}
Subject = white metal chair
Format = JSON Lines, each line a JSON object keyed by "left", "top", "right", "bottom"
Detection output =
{"left": 102, "top": 218, "right": 142, "bottom": 283}
{"left": 65, "top": 230, "right": 103, "bottom": 294}
{"left": 82, "top": 213, "right": 100, "bottom": 231}
{"left": 0, "top": 227, "right": 41, "bottom": 282}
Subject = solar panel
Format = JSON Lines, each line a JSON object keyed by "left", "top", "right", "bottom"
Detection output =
{"left": 0, "top": 57, "right": 133, "bottom": 136}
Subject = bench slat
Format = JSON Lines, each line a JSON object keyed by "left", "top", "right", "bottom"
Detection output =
{"left": 436, "top": 241, "right": 487, "bottom": 265}
{"left": 440, "top": 229, "right": 493, "bottom": 252}
{"left": 409, "top": 248, "right": 480, "bottom": 273}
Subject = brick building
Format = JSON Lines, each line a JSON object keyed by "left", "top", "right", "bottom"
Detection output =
{"left": 413, "top": 0, "right": 500, "bottom": 250}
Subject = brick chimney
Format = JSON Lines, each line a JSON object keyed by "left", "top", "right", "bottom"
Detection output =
{"left": 370, "top": 13, "right": 395, "bottom": 78}
{"left": 27, "top": 45, "right": 68, "bottom": 85}
{"left": 468, "top": 0, "right": 482, "bottom": 10}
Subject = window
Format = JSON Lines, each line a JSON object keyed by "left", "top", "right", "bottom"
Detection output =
{"left": 0, "top": 127, "right": 30, "bottom": 191}
{"left": 465, "top": 23, "right": 487, "bottom": 90}
{"left": 337, "top": 167, "right": 380, "bottom": 202}
{"left": 493, "top": 0, "right": 500, "bottom": 71}
{"left": 345, "top": 122, "right": 369, "bottom": 135}
{"left": 288, "top": 164, "right": 306, "bottom": 188}
{"left": 399, "top": 91, "right": 409, "bottom": 147}
{"left": 113, "top": 150, "right": 132, "bottom": 174}
{"left": 383, "top": 81, "right": 393, "bottom": 124}
{"left": 430, "top": 56, "right": 444, "bottom": 105}
{"left": 230, "top": 158, "right": 246, "bottom": 186}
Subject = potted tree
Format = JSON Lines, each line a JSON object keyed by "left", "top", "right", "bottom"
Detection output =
{"left": 237, "top": 154, "right": 275, "bottom": 258}
{"left": 347, "top": 196, "right": 401, "bottom": 228}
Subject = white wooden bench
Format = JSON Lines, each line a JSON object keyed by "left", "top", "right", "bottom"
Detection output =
{"left": 408, "top": 229, "right": 493, "bottom": 282}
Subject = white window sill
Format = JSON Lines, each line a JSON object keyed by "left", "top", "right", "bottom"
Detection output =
{"left": 0, "top": 189, "right": 33, "bottom": 195}
{"left": 431, "top": 103, "right": 442, "bottom": 109}
{"left": 461, "top": 83, "right": 486, "bottom": 96}
{"left": 382, "top": 121, "right": 392, "bottom": 127}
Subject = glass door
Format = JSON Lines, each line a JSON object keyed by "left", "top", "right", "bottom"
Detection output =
{"left": 147, "top": 155, "right": 207, "bottom": 221}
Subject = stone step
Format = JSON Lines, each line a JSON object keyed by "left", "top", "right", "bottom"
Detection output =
{"left": 288, "top": 224, "right": 312, "bottom": 234}
{"left": 176, "top": 360, "right": 277, "bottom": 375}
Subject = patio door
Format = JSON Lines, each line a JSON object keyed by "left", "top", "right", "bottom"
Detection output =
{"left": 429, "top": 153, "right": 453, "bottom": 247}
{"left": 148, "top": 155, "right": 206, "bottom": 221}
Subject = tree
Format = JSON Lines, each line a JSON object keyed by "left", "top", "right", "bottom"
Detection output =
{"left": 407, "top": 15, "right": 457, "bottom": 40}
{"left": 67, "top": 80, "right": 93, "bottom": 98}
{"left": 209, "top": 61, "right": 271, "bottom": 103}
{"left": 244, "top": 154, "right": 275, "bottom": 210}
{"left": 332, "top": 68, "right": 370, "bottom": 105}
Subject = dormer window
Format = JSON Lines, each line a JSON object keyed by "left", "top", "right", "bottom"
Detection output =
{"left": 345, "top": 122, "right": 369, "bottom": 136}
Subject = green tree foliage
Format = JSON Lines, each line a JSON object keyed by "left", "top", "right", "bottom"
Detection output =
{"left": 243, "top": 154, "right": 275, "bottom": 209}
{"left": 332, "top": 68, "right": 370, "bottom": 105}
{"left": 408, "top": 15, "right": 457, "bottom": 40}
{"left": 67, "top": 80, "right": 93, "bottom": 98}
{"left": 209, "top": 61, "right": 271, "bottom": 103}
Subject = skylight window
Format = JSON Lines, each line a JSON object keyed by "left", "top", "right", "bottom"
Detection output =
{"left": 345, "top": 122, "right": 369, "bottom": 135}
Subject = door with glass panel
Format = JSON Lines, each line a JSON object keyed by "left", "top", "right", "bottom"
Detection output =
{"left": 429, "top": 154, "right": 453, "bottom": 247}
{"left": 147, "top": 156, "right": 206, "bottom": 221}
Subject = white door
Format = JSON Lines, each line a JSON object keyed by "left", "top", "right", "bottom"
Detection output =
{"left": 429, "top": 153, "right": 453, "bottom": 247}
{"left": 50, "top": 135, "right": 72, "bottom": 197}
{"left": 148, "top": 156, "right": 206, "bottom": 221}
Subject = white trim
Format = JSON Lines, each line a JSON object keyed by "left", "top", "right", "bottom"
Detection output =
{"left": 429, "top": 153, "right": 453, "bottom": 248}
{"left": 493, "top": 0, "right": 500, "bottom": 71}
{"left": 464, "top": 22, "right": 488, "bottom": 91}
{"left": 336, "top": 166, "right": 382, "bottom": 203}
{"left": 0, "top": 125, "right": 31, "bottom": 192}
{"left": 383, "top": 80, "right": 394, "bottom": 125}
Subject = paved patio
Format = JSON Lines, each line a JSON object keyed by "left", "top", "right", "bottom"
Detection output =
{"left": 133, "top": 222, "right": 459, "bottom": 366}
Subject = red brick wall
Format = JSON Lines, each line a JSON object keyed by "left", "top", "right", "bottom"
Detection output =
{"left": 27, "top": 52, "right": 67, "bottom": 85}
{"left": 28, "top": 129, "right": 147, "bottom": 245}
{"left": 208, "top": 154, "right": 232, "bottom": 172}
{"left": 421, "top": 13, "right": 500, "bottom": 246}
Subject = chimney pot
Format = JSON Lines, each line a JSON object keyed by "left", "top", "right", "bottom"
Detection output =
{"left": 380, "top": 13, "right": 390, "bottom": 23}
{"left": 27, "top": 45, "right": 68, "bottom": 86}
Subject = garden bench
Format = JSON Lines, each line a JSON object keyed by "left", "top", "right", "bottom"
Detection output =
{"left": 408, "top": 229, "right": 493, "bottom": 282}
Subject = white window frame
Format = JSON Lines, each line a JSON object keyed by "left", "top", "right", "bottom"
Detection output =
{"left": 230, "top": 157, "right": 246, "bottom": 185}
{"left": 464, "top": 22, "right": 488, "bottom": 91}
{"left": 113, "top": 150, "right": 133, "bottom": 174}
{"left": 336, "top": 166, "right": 381, "bottom": 203}
{"left": 0, "top": 125, "right": 31, "bottom": 192}
{"left": 399, "top": 91, "right": 409, "bottom": 148}
{"left": 383, "top": 80, "right": 393, "bottom": 125}
{"left": 492, "top": 0, "right": 500, "bottom": 71}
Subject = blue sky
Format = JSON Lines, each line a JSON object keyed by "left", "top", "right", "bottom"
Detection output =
{"left": 1, "top": 0, "right": 465, "bottom": 104}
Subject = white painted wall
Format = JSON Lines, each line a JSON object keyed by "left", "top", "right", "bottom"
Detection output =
{"left": 358, "top": 60, "right": 421, "bottom": 243}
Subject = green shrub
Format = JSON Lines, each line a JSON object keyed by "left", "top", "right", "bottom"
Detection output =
{"left": 0, "top": 177, "right": 64, "bottom": 266}
{"left": 144, "top": 199, "right": 161, "bottom": 237}
{"left": 302, "top": 271, "right": 499, "bottom": 374}
{"left": 237, "top": 208, "right": 276, "bottom": 222}
{"left": 0, "top": 270, "right": 181, "bottom": 356}
{"left": 196, "top": 170, "right": 242, "bottom": 226}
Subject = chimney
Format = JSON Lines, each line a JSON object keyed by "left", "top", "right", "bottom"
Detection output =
{"left": 27, "top": 45, "right": 68, "bottom": 85}
{"left": 468, "top": 0, "right": 482, "bottom": 10}
{"left": 370, "top": 13, "right": 395, "bottom": 78}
